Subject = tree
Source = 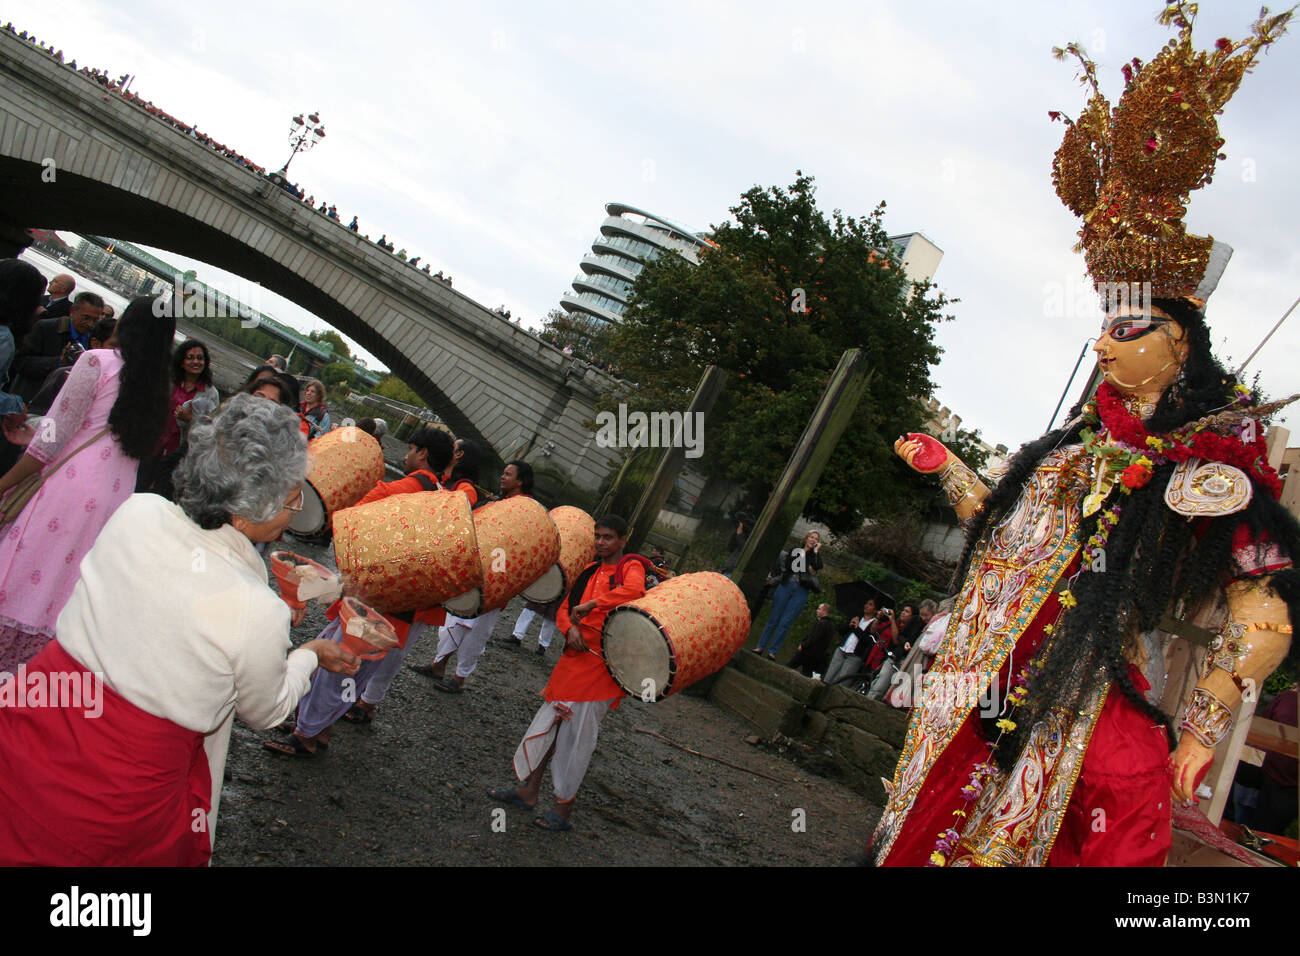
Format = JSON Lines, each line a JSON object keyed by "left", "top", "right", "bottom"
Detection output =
{"left": 539, "top": 308, "right": 616, "bottom": 367}
{"left": 603, "top": 172, "right": 984, "bottom": 534}
{"left": 319, "top": 360, "right": 358, "bottom": 394}
{"left": 309, "top": 328, "right": 352, "bottom": 362}
{"left": 373, "top": 374, "right": 424, "bottom": 407}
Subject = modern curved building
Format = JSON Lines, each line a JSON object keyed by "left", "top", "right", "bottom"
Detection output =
{"left": 560, "top": 202, "right": 714, "bottom": 324}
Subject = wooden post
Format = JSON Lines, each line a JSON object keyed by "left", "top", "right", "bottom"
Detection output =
{"left": 625, "top": 365, "right": 728, "bottom": 555}
{"left": 730, "top": 350, "right": 873, "bottom": 606}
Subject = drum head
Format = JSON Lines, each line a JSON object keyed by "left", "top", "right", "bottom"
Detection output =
{"left": 520, "top": 563, "right": 564, "bottom": 604}
{"left": 443, "top": 587, "right": 482, "bottom": 618}
{"left": 287, "top": 481, "right": 327, "bottom": 535}
{"left": 602, "top": 608, "right": 674, "bottom": 701}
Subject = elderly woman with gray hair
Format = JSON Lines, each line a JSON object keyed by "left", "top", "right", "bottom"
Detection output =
{"left": 0, "top": 394, "right": 359, "bottom": 865}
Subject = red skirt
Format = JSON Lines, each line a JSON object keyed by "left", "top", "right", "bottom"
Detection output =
{"left": 0, "top": 641, "right": 213, "bottom": 866}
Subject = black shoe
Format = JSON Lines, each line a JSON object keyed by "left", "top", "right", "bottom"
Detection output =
{"left": 535, "top": 644, "right": 546, "bottom": 656}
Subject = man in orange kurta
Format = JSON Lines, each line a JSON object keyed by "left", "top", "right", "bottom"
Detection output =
{"left": 488, "top": 515, "right": 643, "bottom": 831}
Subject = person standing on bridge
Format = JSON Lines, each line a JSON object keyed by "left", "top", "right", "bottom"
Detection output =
{"left": 0, "top": 295, "right": 174, "bottom": 672}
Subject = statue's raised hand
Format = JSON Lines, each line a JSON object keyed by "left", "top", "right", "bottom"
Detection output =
{"left": 894, "top": 433, "right": 952, "bottom": 474}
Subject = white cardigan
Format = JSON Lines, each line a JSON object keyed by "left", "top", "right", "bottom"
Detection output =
{"left": 56, "top": 493, "right": 318, "bottom": 846}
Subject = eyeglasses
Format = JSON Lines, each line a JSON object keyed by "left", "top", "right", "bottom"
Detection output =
{"left": 1100, "top": 314, "right": 1173, "bottom": 343}
{"left": 284, "top": 490, "right": 305, "bottom": 513}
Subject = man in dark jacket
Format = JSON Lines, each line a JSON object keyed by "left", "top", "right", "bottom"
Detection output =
{"left": 38, "top": 274, "right": 75, "bottom": 317}
{"left": 13, "top": 291, "right": 103, "bottom": 400}
{"left": 788, "top": 603, "right": 835, "bottom": 677}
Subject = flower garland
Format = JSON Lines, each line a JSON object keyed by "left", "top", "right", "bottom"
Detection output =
{"left": 1090, "top": 381, "right": 1283, "bottom": 499}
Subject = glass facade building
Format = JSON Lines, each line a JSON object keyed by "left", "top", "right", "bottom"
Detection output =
{"left": 560, "top": 202, "right": 714, "bottom": 324}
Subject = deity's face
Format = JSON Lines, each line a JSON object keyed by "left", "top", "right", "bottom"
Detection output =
{"left": 1093, "top": 303, "right": 1189, "bottom": 398}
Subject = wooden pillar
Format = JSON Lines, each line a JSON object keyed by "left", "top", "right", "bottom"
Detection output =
{"left": 730, "top": 350, "right": 873, "bottom": 606}
{"left": 625, "top": 365, "right": 728, "bottom": 555}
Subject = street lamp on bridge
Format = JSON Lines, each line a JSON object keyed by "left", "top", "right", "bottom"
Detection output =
{"left": 270, "top": 111, "right": 326, "bottom": 186}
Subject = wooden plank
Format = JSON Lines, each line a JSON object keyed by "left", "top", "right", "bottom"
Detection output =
{"left": 1245, "top": 716, "right": 1298, "bottom": 759}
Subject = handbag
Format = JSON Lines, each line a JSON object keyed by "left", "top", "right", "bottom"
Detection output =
{"left": 797, "top": 571, "right": 821, "bottom": 592}
{"left": 0, "top": 426, "right": 111, "bottom": 529}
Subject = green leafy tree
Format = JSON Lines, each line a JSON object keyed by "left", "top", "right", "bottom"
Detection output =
{"left": 539, "top": 308, "right": 616, "bottom": 367}
{"left": 605, "top": 172, "right": 981, "bottom": 534}
{"left": 309, "top": 329, "right": 352, "bottom": 362}
{"left": 373, "top": 374, "right": 424, "bottom": 407}
{"left": 319, "top": 361, "right": 358, "bottom": 394}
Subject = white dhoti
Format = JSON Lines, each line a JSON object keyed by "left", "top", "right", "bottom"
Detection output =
{"left": 436, "top": 610, "right": 500, "bottom": 678}
{"left": 512, "top": 607, "right": 559, "bottom": 648}
{"left": 512, "top": 699, "right": 614, "bottom": 801}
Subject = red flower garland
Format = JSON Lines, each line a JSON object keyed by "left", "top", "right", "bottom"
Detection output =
{"left": 1095, "top": 382, "right": 1283, "bottom": 499}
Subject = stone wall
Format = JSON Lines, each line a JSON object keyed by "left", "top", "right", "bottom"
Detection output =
{"left": 705, "top": 651, "right": 908, "bottom": 803}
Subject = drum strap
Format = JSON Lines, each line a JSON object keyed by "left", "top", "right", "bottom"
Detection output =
{"left": 567, "top": 563, "right": 601, "bottom": 614}
{"left": 412, "top": 472, "right": 443, "bottom": 492}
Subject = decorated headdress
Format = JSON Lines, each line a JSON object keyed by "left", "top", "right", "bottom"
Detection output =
{"left": 1050, "top": 3, "right": 1294, "bottom": 307}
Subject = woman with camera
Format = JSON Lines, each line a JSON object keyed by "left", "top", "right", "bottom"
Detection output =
{"left": 754, "top": 530, "right": 823, "bottom": 660}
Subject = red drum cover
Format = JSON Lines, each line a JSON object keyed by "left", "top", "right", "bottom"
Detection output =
{"left": 602, "top": 572, "right": 751, "bottom": 701}
{"left": 521, "top": 506, "right": 595, "bottom": 603}
{"left": 445, "top": 496, "right": 561, "bottom": 617}
{"left": 333, "top": 490, "right": 480, "bottom": 613}
{"left": 289, "top": 427, "right": 386, "bottom": 535}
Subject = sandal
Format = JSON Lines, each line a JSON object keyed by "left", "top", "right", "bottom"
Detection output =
{"left": 408, "top": 663, "right": 443, "bottom": 680}
{"left": 342, "top": 704, "right": 374, "bottom": 724}
{"left": 263, "top": 733, "right": 319, "bottom": 757}
{"left": 433, "top": 676, "right": 463, "bottom": 694}
{"left": 533, "top": 809, "right": 572, "bottom": 832}
{"left": 487, "top": 786, "right": 535, "bottom": 810}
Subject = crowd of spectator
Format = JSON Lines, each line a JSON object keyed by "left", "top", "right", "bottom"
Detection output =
{"left": 7, "top": 23, "right": 465, "bottom": 296}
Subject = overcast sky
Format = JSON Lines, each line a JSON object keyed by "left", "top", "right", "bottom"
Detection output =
{"left": 18, "top": 0, "right": 1300, "bottom": 453}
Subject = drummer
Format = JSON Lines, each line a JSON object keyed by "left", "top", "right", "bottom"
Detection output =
{"left": 487, "top": 514, "right": 644, "bottom": 831}
{"left": 263, "top": 426, "right": 455, "bottom": 755}
{"left": 413, "top": 453, "right": 528, "bottom": 694}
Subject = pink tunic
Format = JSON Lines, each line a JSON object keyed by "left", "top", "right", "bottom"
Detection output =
{"left": 0, "top": 350, "right": 136, "bottom": 671}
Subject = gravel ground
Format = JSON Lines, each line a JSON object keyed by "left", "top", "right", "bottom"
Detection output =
{"left": 213, "top": 531, "right": 880, "bottom": 866}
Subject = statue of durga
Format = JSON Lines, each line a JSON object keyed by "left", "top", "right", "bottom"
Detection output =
{"left": 870, "top": 3, "right": 1299, "bottom": 866}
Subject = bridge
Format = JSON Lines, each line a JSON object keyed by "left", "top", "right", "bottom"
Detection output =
{"left": 0, "top": 31, "right": 620, "bottom": 490}
{"left": 76, "top": 233, "right": 386, "bottom": 386}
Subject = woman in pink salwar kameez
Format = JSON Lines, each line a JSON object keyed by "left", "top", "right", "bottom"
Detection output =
{"left": 0, "top": 296, "right": 174, "bottom": 672}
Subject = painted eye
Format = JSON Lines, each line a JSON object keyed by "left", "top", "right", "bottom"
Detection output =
{"left": 1109, "top": 320, "right": 1159, "bottom": 341}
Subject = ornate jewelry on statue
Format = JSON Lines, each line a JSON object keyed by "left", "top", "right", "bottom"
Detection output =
{"left": 938, "top": 460, "right": 979, "bottom": 508}
{"left": 1181, "top": 687, "right": 1235, "bottom": 748}
{"left": 1165, "top": 458, "right": 1251, "bottom": 516}
{"left": 1050, "top": 4, "right": 1294, "bottom": 305}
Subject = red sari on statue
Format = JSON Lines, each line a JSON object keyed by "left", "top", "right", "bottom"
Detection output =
{"left": 870, "top": 444, "right": 1174, "bottom": 866}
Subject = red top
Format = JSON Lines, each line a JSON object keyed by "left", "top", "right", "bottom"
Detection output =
{"left": 156, "top": 380, "right": 213, "bottom": 457}
{"left": 544, "top": 559, "right": 646, "bottom": 705}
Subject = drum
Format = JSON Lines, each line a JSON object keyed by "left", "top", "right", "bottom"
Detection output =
{"left": 601, "top": 572, "right": 751, "bottom": 701}
{"left": 288, "top": 426, "right": 386, "bottom": 536}
{"left": 333, "top": 490, "right": 480, "bottom": 613}
{"left": 521, "top": 506, "right": 595, "bottom": 604}
{"left": 443, "top": 496, "right": 561, "bottom": 617}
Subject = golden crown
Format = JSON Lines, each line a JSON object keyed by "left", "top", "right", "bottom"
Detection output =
{"left": 1051, "top": 3, "right": 1293, "bottom": 306}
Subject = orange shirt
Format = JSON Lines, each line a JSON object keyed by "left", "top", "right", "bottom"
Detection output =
{"left": 544, "top": 559, "right": 646, "bottom": 705}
